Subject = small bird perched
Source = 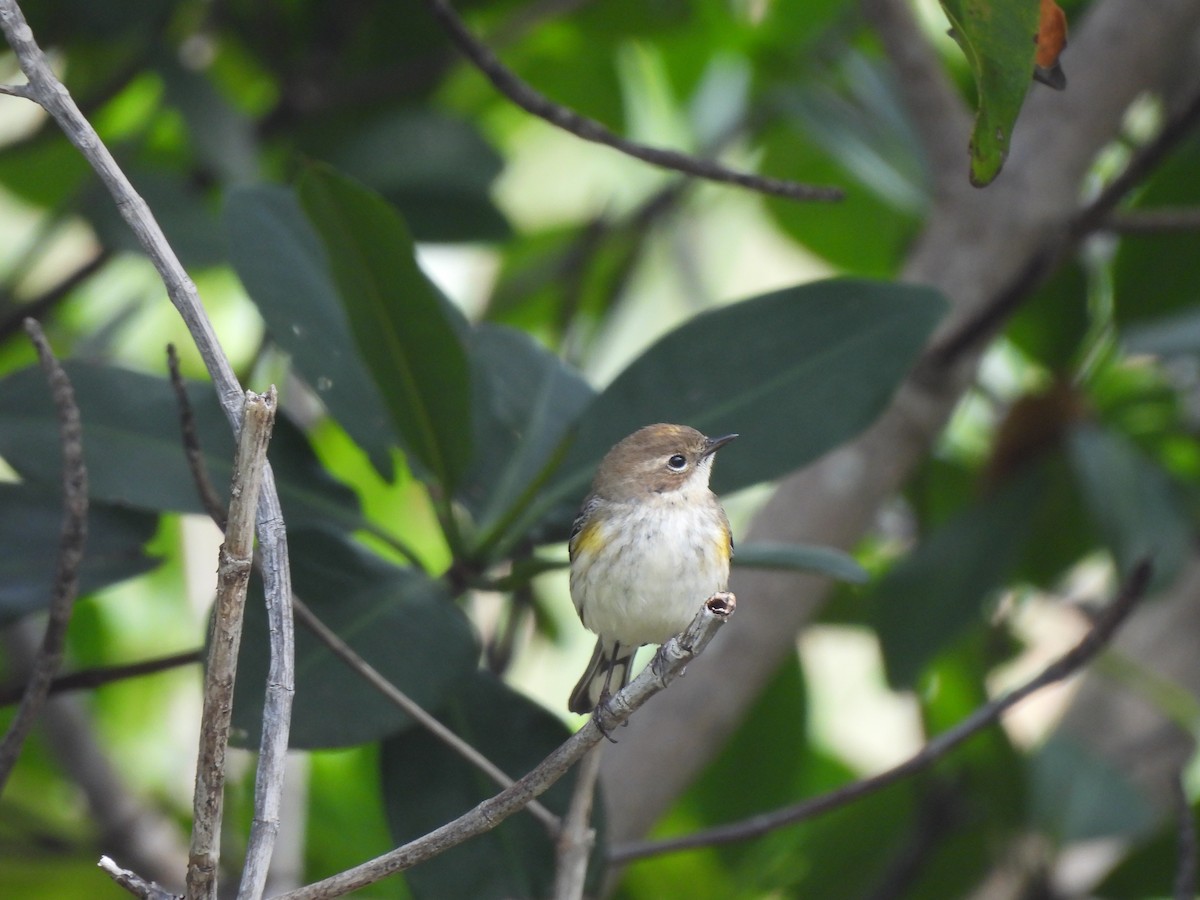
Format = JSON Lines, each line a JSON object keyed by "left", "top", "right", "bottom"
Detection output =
{"left": 567, "top": 423, "right": 737, "bottom": 715}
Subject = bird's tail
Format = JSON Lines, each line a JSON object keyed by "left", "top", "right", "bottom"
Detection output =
{"left": 568, "top": 640, "right": 636, "bottom": 714}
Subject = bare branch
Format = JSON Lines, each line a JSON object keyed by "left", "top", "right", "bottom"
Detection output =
{"left": 188, "top": 389, "right": 278, "bottom": 900}
{"left": 273, "top": 592, "right": 736, "bottom": 900}
{"left": 167, "top": 345, "right": 228, "bottom": 530}
{"left": 291, "top": 596, "right": 562, "bottom": 833}
{"left": 0, "top": 9, "right": 297, "bottom": 892}
{"left": 1103, "top": 207, "right": 1200, "bottom": 234}
{"left": 552, "top": 745, "right": 603, "bottom": 900}
{"left": 0, "top": 649, "right": 203, "bottom": 707}
{"left": 0, "top": 320, "right": 87, "bottom": 792}
{"left": 925, "top": 82, "right": 1200, "bottom": 369}
{"left": 100, "top": 855, "right": 182, "bottom": 900}
{"left": 609, "top": 563, "right": 1150, "bottom": 863}
{"left": 419, "top": 0, "right": 841, "bottom": 203}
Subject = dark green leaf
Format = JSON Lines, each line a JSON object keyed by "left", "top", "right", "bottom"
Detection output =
{"left": 1112, "top": 142, "right": 1200, "bottom": 325}
{"left": 874, "top": 466, "right": 1043, "bottom": 688}
{"left": 0, "top": 362, "right": 363, "bottom": 532}
{"left": 224, "top": 185, "right": 396, "bottom": 479}
{"left": 1027, "top": 734, "right": 1157, "bottom": 842}
{"left": 515, "top": 278, "right": 947, "bottom": 546}
{"left": 460, "top": 324, "right": 594, "bottom": 544}
{"left": 380, "top": 673, "right": 600, "bottom": 900}
{"left": 939, "top": 0, "right": 1040, "bottom": 185}
{"left": 733, "top": 541, "right": 867, "bottom": 584}
{"left": 1123, "top": 305, "right": 1200, "bottom": 357}
{"left": 298, "top": 165, "right": 473, "bottom": 490}
{"left": 312, "top": 110, "right": 510, "bottom": 243}
{"left": 0, "top": 484, "right": 159, "bottom": 623}
{"left": 232, "top": 528, "right": 477, "bottom": 749}
{"left": 1067, "top": 424, "right": 1191, "bottom": 590}
{"left": 1095, "top": 802, "right": 1200, "bottom": 897}
{"left": 1006, "top": 261, "right": 1090, "bottom": 370}
{"left": 80, "top": 166, "right": 226, "bottom": 269}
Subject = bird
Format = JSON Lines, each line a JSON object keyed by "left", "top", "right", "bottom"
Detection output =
{"left": 567, "top": 423, "right": 736, "bottom": 715}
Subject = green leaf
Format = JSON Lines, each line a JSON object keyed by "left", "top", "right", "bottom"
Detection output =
{"left": 515, "top": 278, "right": 947, "bottom": 546}
{"left": 939, "top": 0, "right": 1040, "bottom": 186}
{"left": 380, "top": 673, "right": 601, "bottom": 900}
{"left": 733, "top": 541, "right": 868, "bottom": 584}
{"left": 1067, "top": 424, "right": 1192, "bottom": 590}
{"left": 874, "top": 466, "right": 1043, "bottom": 688}
{"left": 0, "top": 484, "right": 159, "bottom": 623}
{"left": 224, "top": 185, "right": 396, "bottom": 479}
{"left": 0, "top": 362, "right": 364, "bottom": 532}
{"left": 1095, "top": 802, "right": 1200, "bottom": 897}
{"left": 1028, "top": 734, "right": 1157, "bottom": 842}
{"left": 311, "top": 109, "right": 511, "bottom": 243}
{"left": 298, "top": 164, "right": 472, "bottom": 491}
{"left": 1112, "top": 142, "right": 1200, "bottom": 325}
{"left": 459, "top": 324, "right": 595, "bottom": 544}
{"left": 232, "top": 528, "right": 477, "bottom": 749}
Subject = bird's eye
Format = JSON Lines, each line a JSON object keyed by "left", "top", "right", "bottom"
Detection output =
{"left": 667, "top": 454, "right": 688, "bottom": 471}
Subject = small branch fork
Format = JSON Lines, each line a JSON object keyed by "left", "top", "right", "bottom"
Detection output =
{"left": 420, "top": 0, "right": 842, "bottom": 204}
{"left": 608, "top": 563, "right": 1151, "bottom": 864}
{"left": 187, "top": 389, "right": 278, "bottom": 900}
{"left": 271, "top": 593, "right": 737, "bottom": 900}
{"left": 0, "top": 320, "right": 87, "bottom": 792}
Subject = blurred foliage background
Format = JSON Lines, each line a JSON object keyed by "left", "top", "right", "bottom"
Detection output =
{"left": 1, "top": 0, "right": 1200, "bottom": 897}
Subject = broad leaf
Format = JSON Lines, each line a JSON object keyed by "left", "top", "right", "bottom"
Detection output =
{"left": 225, "top": 185, "right": 396, "bottom": 479}
{"left": 380, "top": 673, "right": 600, "bottom": 900}
{"left": 733, "top": 541, "right": 868, "bottom": 584}
{"left": 509, "top": 278, "right": 947, "bottom": 548}
{"left": 460, "top": 324, "right": 594, "bottom": 544}
{"left": 298, "top": 165, "right": 472, "bottom": 491}
{"left": 874, "top": 466, "right": 1042, "bottom": 688}
{"left": 0, "top": 484, "right": 159, "bottom": 622}
{"left": 232, "top": 528, "right": 477, "bottom": 749}
{"left": 940, "top": 0, "right": 1040, "bottom": 186}
{"left": 1067, "top": 424, "right": 1191, "bottom": 590}
{"left": 0, "top": 362, "right": 363, "bottom": 532}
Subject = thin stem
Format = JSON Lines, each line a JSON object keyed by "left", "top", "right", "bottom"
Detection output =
{"left": 0, "top": 649, "right": 203, "bottom": 707}
{"left": 0, "top": 320, "right": 87, "bottom": 793}
{"left": 420, "top": 0, "right": 842, "bottom": 203}
{"left": 609, "top": 563, "right": 1151, "bottom": 863}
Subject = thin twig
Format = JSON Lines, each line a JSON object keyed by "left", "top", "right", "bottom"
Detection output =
{"left": 188, "top": 389, "right": 278, "bottom": 900}
{"left": 99, "top": 855, "right": 182, "bottom": 900}
{"left": 0, "top": 245, "right": 111, "bottom": 346}
{"left": 925, "top": 85, "right": 1200, "bottom": 369}
{"left": 291, "top": 596, "right": 562, "bottom": 833}
{"left": 273, "top": 592, "right": 736, "bottom": 900}
{"left": 0, "top": 649, "right": 203, "bottom": 707}
{"left": 0, "top": 320, "right": 87, "bottom": 793}
{"left": 552, "top": 745, "right": 603, "bottom": 900}
{"left": 1175, "top": 769, "right": 1197, "bottom": 900}
{"left": 0, "top": 10, "right": 297, "bottom": 895}
{"left": 420, "top": 0, "right": 841, "bottom": 203}
{"left": 1102, "top": 207, "right": 1200, "bottom": 235}
{"left": 609, "top": 563, "right": 1150, "bottom": 863}
{"left": 167, "top": 345, "right": 228, "bottom": 530}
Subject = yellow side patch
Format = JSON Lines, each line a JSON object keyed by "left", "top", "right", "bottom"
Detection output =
{"left": 570, "top": 517, "right": 607, "bottom": 561}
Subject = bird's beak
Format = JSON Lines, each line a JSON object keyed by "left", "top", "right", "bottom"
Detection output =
{"left": 703, "top": 433, "right": 738, "bottom": 457}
